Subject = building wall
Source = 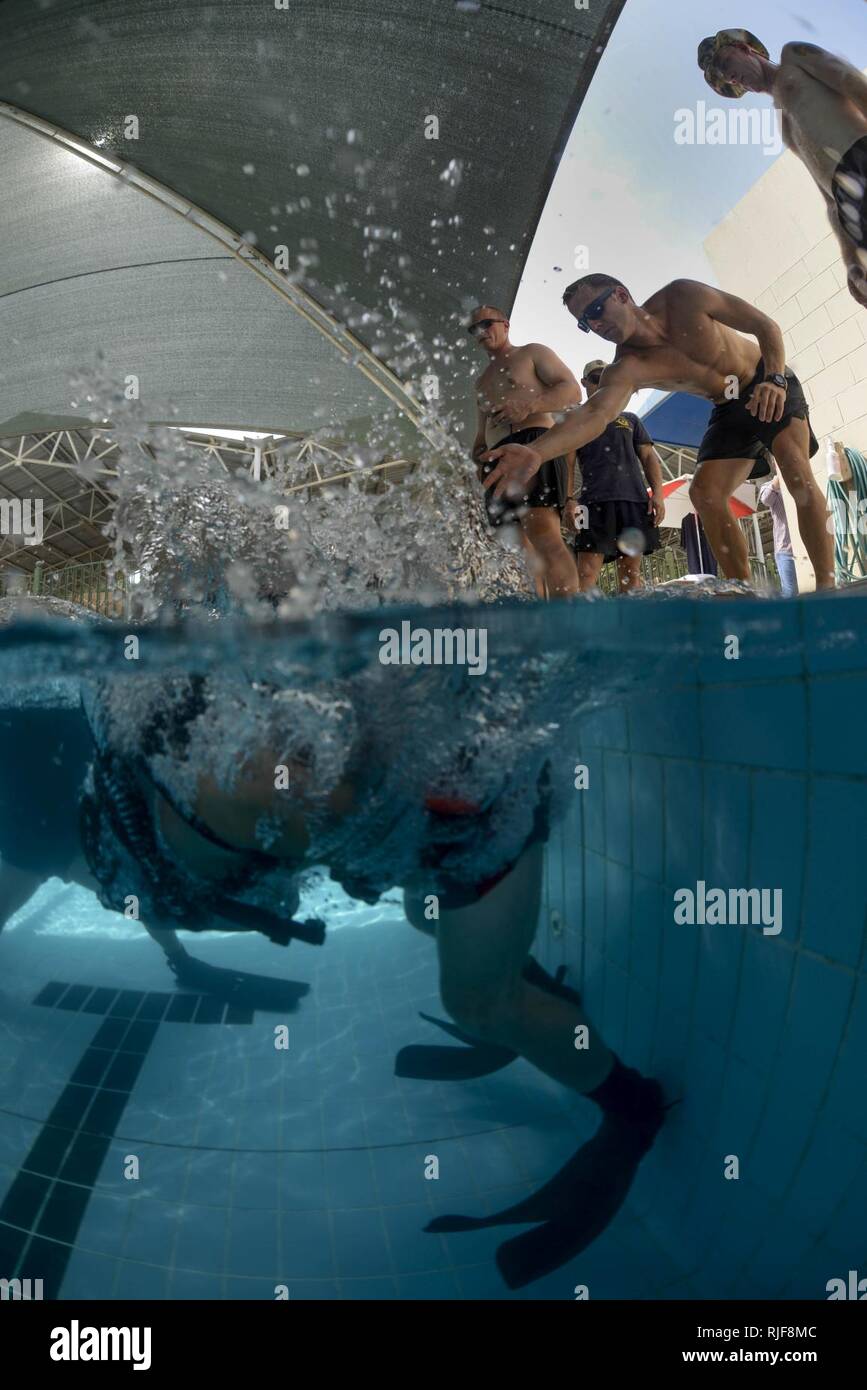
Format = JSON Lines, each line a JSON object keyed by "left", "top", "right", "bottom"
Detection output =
{"left": 704, "top": 135, "right": 867, "bottom": 591}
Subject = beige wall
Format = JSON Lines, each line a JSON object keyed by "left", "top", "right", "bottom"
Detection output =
{"left": 704, "top": 139, "right": 867, "bottom": 590}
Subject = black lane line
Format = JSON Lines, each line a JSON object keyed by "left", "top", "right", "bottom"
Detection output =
{"left": 0, "top": 983, "right": 252, "bottom": 1298}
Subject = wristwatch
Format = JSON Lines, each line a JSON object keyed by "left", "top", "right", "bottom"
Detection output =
{"left": 764, "top": 372, "right": 788, "bottom": 391}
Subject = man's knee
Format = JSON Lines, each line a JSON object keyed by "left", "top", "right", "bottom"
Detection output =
{"left": 440, "top": 977, "right": 520, "bottom": 1039}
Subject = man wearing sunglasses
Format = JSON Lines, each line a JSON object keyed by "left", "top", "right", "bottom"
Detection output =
{"left": 482, "top": 274, "right": 835, "bottom": 590}
{"left": 567, "top": 359, "right": 666, "bottom": 594}
{"left": 468, "top": 305, "right": 581, "bottom": 598}
{"left": 697, "top": 30, "right": 867, "bottom": 309}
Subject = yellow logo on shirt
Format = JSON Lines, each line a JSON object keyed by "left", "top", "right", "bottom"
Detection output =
{"left": 614, "top": 417, "right": 631, "bottom": 429}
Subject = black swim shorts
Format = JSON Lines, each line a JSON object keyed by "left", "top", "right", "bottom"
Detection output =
{"left": 696, "top": 360, "right": 818, "bottom": 467}
{"left": 833, "top": 135, "right": 867, "bottom": 253}
{"left": 480, "top": 427, "right": 569, "bottom": 527}
{"left": 572, "top": 499, "right": 659, "bottom": 562}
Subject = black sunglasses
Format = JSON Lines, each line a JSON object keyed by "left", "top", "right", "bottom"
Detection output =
{"left": 467, "top": 318, "right": 506, "bottom": 336}
{"left": 575, "top": 286, "right": 617, "bottom": 333}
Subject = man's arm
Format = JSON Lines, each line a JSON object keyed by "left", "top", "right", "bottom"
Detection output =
{"left": 782, "top": 42, "right": 867, "bottom": 115}
{"left": 530, "top": 344, "right": 582, "bottom": 413}
{"left": 637, "top": 443, "right": 665, "bottom": 522}
{"left": 471, "top": 402, "right": 488, "bottom": 475}
{"left": 675, "top": 280, "right": 787, "bottom": 422}
{"left": 482, "top": 362, "right": 640, "bottom": 501}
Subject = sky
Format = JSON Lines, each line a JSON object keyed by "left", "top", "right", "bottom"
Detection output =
{"left": 510, "top": 0, "right": 867, "bottom": 412}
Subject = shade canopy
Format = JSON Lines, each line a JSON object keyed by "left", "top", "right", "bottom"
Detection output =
{"left": 0, "top": 0, "right": 626, "bottom": 451}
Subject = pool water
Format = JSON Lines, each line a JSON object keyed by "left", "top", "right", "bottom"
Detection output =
{"left": 0, "top": 591, "right": 865, "bottom": 1300}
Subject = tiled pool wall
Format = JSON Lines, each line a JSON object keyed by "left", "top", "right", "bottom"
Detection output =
{"left": 538, "top": 595, "right": 867, "bottom": 1299}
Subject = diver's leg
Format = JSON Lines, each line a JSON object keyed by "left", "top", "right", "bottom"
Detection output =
{"left": 520, "top": 509, "right": 579, "bottom": 598}
{"left": 0, "top": 861, "right": 41, "bottom": 932}
{"left": 519, "top": 528, "right": 548, "bottom": 599}
{"left": 614, "top": 554, "right": 643, "bottom": 594}
{"left": 771, "top": 418, "right": 835, "bottom": 590}
{"left": 433, "top": 843, "right": 613, "bottom": 1093}
{"left": 140, "top": 919, "right": 191, "bottom": 966}
{"left": 688, "top": 457, "right": 753, "bottom": 579}
{"left": 575, "top": 551, "right": 605, "bottom": 592}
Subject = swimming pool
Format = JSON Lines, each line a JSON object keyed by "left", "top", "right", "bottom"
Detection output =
{"left": 0, "top": 590, "right": 865, "bottom": 1300}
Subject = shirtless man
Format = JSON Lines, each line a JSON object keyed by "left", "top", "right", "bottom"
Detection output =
{"left": 468, "top": 305, "right": 580, "bottom": 598}
{"left": 482, "top": 274, "right": 836, "bottom": 589}
{"left": 698, "top": 29, "right": 867, "bottom": 307}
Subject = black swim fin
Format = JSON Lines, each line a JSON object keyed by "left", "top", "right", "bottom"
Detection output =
{"left": 169, "top": 955, "right": 310, "bottom": 1012}
{"left": 394, "top": 961, "right": 581, "bottom": 1081}
{"left": 426, "top": 1091, "right": 672, "bottom": 1290}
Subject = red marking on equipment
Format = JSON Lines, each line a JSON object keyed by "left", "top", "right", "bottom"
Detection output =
{"left": 424, "top": 794, "right": 482, "bottom": 817}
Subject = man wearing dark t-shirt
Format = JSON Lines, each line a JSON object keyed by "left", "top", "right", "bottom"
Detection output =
{"left": 564, "top": 360, "right": 666, "bottom": 593}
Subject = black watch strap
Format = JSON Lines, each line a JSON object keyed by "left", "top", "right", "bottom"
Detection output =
{"left": 764, "top": 372, "right": 788, "bottom": 390}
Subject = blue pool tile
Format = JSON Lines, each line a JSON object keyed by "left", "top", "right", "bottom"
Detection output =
{"left": 331, "top": 1208, "right": 392, "bottom": 1278}
{"left": 822, "top": 1151, "right": 867, "bottom": 1259}
{"left": 625, "top": 976, "right": 657, "bottom": 1073}
{"left": 280, "top": 1279, "right": 341, "bottom": 1299}
{"left": 702, "top": 766, "right": 750, "bottom": 886}
{"left": 629, "top": 687, "right": 701, "bottom": 760}
{"left": 603, "top": 750, "right": 631, "bottom": 866}
{"left": 693, "top": 925, "right": 745, "bottom": 1048}
{"left": 168, "top": 1270, "right": 223, "bottom": 1299}
{"left": 730, "top": 932, "right": 795, "bottom": 1067}
{"left": 582, "top": 763, "right": 605, "bottom": 855}
{"left": 630, "top": 876, "right": 665, "bottom": 989}
{"left": 810, "top": 675, "right": 867, "bottom": 775}
{"left": 700, "top": 680, "right": 807, "bottom": 771}
{"left": 278, "top": 1152, "right": 328, "bottom": 1211}
{"left": 382, "top": 1203, "right": 449, "bottom": 1274}
{"left": 804, "top": 600, "right": 867, "bottom": 674}
{"left": 823, "top": 977, "right": 867, "bottom": 1144}
{"left": 60, "top": 1250, "right": 119, "bottom": 1299}
{"left": 173, "top": 1204, "right": 227, "bottom": 1274}
{"left": 584, "top": 849, "right": 605, "bottom": 922}
{"left": 741, "top": 1208, "right": 820, "bottom": 1296}
{"left": 785, "top": 1121, "right": 865, "bottom": 1237}
{"left": 660, "top": 914, "right": 699, "bottom": 1017}
{"left": 602, "top": 962, "right": 629, "bottom": 1054}
{"left": 749, "top": 771, "right": 808, "bottom": 931}
{"left": 114, "top": 1260, "right": 169, "bottom": 1299}
{"left": 397, "top": 1268, "right": 462, "bottom": 1298}
{"left": 781, "top": 1239, "right": 857, "bottom": 1299}
{"left": 121, "top": 1200, "right": 182, "bottom": 1267}
{"left": 663, "top": 762, "right": 703, "bottom": 887}
{"left": 695, "top": 600, "right": 804, "bottom": 679}
{"left": 682, "top": 1035, "right": 727, "bottom": 1138}
{"left": 749, "top": 957, "right": 854, "bottom": 1191}
{"left": 802, "top": 778, "right": 867, "bottom": 968}
{"left": 631, "top": 755, "right": 664, "bottom": 881}
{"left": 711, "top": 1054, "right": 767, "bottom": 1158}
{"left": 340, "top": 1275, "right": 400, "bottom": 1298}
{"left": 323, "top": 1149, "right": 379, "bottom": 1209}
{"left": 651, "top": 1005, "right": 692, "bottom": 1081}
{"left": 226, "top": 1277, "right": 283, "bottom": 1299}
{"left": 227, "top": 1205, "right": 279, "bottom": 1277}
{"left": 279, "top": 1209, "right": 335, "bottom": 1278}
{"left": 604, "top": 860, "right": 630, "bottom": 970}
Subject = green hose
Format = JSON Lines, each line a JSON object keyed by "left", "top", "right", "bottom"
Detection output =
{"left": 826, "top": 448, "right": 867, "bottom": 584}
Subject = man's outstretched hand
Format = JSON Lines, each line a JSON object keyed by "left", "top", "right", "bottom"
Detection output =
{"left": 481, "top": 443, "right": 543, "bottom": 502}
